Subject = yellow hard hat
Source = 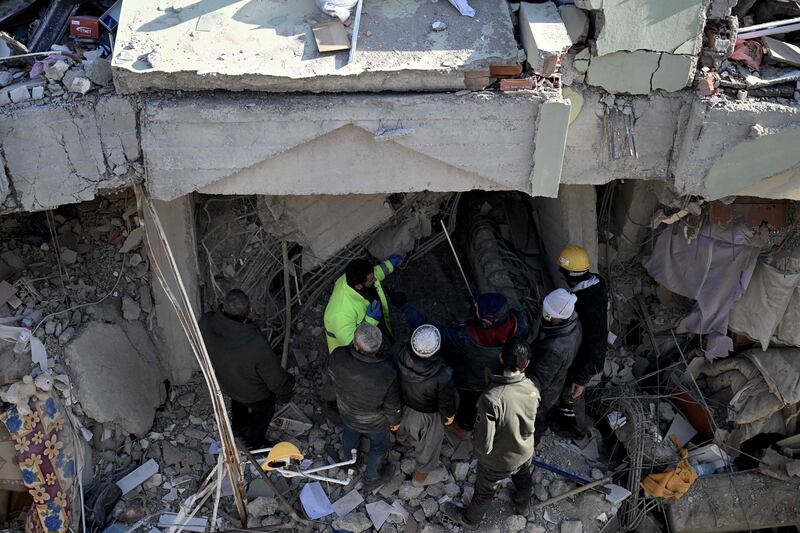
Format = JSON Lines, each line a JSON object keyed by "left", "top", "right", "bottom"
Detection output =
{"left": 557, "top": 244, "right": 590, "bottom": 273}
{"left": 261, "top": 442, "right": 304, "bottom": 471}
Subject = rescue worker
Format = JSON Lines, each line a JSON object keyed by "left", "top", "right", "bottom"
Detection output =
{"left": 528, "top": 289, "right": 582, "bottom": 439}
{"left": 328, "top": 323, "right": 401, "bottom": 490}
{"left": 554, "top": 244, "right": 609, "bottom": 438}
{"left": 394, "top": 324, "right": 459, "bottom": 487}
{"left": 199, "top": 289, "right": 295, "bottom": 449}
{"left": 442, "top": 339, "right": 540, "bottom": 529}
{"left": 323, "top": 255, "right": 403, "bottom": 354}
{"left": 435, "top": 293, "right": 528, "bottom": 439}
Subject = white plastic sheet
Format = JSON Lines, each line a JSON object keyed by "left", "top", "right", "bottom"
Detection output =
{"left": 448, "top": 0, "right": 476, "bottom": 17}
{"left": 316, "top": 0, "right": 359, "bottom": 23}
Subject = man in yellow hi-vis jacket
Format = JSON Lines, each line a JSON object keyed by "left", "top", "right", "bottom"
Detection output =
{"left": 324, "top": 255, "right": 403, "bottom": 354}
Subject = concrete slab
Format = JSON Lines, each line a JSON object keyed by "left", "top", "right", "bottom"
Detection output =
{"left": 585, "top": 51, "right": 695, "bottom": 94}
{"left": 112, "top": 0, "right": 520, "bottom": 94}
{"left": 141, "top": 92, "right": 548, "bottom": 200}
{"left": 594, "top": 0, "right": 706, "bottom": 57}
{"left": 531, "top": 97, "right": 571, "bottom": 197}
{"left": 667, "top": 472, "right": 800, "bottom": 533}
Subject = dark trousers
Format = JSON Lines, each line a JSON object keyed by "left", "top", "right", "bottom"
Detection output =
{"left": 231, "top": 397, "right": 275, "bottom": 449}
{"left": 455, "top": 389, "right": 482, "bottom": 431}
{"left": 341, "top": 422, "right": 389, "bottom": 482}
{"left": 553, "top": 385, "right": 589, "bottom": 438}
{"left": 464, "top": 458, "right": 534, "bottom": 525}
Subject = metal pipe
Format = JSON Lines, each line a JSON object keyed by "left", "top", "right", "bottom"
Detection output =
{"left": 532, "top": 475, "right": 613, "bottom": 510}
{"left": 439, "top": 219, "right": 477, "bottom": 307}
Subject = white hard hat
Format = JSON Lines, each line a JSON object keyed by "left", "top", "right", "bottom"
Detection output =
{"left": 543, "top": 288, "right": 577, "bottom": 321}
{"left": 411, "top": 324, "right": 441, "bottom": 358}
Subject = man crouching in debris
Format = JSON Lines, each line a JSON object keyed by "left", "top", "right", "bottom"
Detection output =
{"left": 554, "top": 244, "right": 609, "bottom": 439}
{"left": 394, "top": 324, "right": 458, "bottom": 487}
{"left": 199, "top": 289, "right": 295, "bottom": 449}
{"left": 528, "top": 288, "right": 581, "bottom": 440}
{"left": 328, "top": 322, "right": 401, "bottom": 490}
{"left": 442, "top": 339, "right": 540, "bottom": 529}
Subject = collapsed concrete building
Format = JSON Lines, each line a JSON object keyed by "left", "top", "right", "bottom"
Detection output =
{"left": 0, "top": 0, "right": 799, "bottom": 531}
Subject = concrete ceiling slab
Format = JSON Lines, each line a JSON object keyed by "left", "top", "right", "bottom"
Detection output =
{"left": 112, "top": 0, "right": 520, "bottom": 93}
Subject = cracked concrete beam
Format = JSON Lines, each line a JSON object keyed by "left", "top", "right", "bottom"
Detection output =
{"left": 519, "top": 1, "right": 573, "bottom": 77}
{"left": 0, "top": 152, "right": 8, "bottom": 204}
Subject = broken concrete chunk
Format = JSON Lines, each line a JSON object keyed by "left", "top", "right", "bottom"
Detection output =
{"left": 8, "top": 85, "right": 30, "bottom": 103}
{"left": 519, "top": 1, "right": 573, "bottom": 77}
{"left": 561, "top": 521, "right": 583, "bottom": 533}
{"left": 558, "top": 5, "right": 589, "bottom": 44}
{"left": 431, "top": 21, "right": 447, "bottom": 32}
{"left": 85, "top": 58, "right": 113, "bottom": 86}
{"left": 574, "top": 0, "right": 602, "bottom": 8}
{"left": 0, "top": 71, "right": 12, "bottom": 87}
{"left": 68, "top": 76, "right": 93, "bottom": 95}
{"left": 246, "top": 496, "right": 278, "bottom": 518}
{"left": 44, "top": 60, "right": 70, "bottom": 81}
{"left": 0, "top": 90, "right": 9, "bottom": 106}
{"left": 31, "top": 86, "right": 44, "bottom": 100}
{"left": 61, "top": 248, "right": 78, "bottom": 264}
{"left": 763, "top": 37, "right": 800, "bottom": 68}
{"left": 65, "top": 321, "right": 165, "bottom": 435}
{"left": 122, "top": 295, "right": 141, "bottom": 321}
{"left": 505, "top": 515, "right": 527, "bottom": 532}
{"left": 332, "top": 511, "right": 372, "bottom": 533}
{"left": 120, "top": 227, "right": 144, "bottom": 253}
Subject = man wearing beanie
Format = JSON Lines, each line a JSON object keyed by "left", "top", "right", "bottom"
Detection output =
{"left": 394, "top": 324, "right": 459, "bottom": 487}
{"left": 528, "top": 288, "right": 582, "bottom": 439}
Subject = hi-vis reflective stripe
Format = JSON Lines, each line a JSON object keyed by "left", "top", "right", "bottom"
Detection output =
{"left": 378, "top": 261, "right": 391, "bottom": 277}
{"left": 326, "top": 329, "right": 337, "bottom": 339}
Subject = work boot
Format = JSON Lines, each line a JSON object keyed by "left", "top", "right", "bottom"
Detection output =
{"left": 411, "top": 470, "right": 428, "bottom": 488}
{"left": 447, "top": 421, "right": 472, "bottom": 441}
{"left": 514, "top": 500, "right": 530, "bottom": 516}
{"left": 362, "top": 463, "right": 397, "bottom": 492}
{"left": 441, "top": 502, "right": 479, "bottom": 531}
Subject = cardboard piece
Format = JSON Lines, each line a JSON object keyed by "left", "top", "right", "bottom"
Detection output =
{"left": 312, "top": 20, "right": 350, "bottom": 53}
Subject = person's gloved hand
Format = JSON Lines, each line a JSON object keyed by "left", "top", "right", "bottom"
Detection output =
{"left": 388, "top": 254, "right": 404, "bottom": 268}
{"left": 366, "top": 300, "right": 382, "bottom": 321}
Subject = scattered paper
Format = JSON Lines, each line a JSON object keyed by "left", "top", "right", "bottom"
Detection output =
{"left": 448, "top": 0, "right": 475, "bottom": 17}
{"left": 157, "top": 514, "right": 207, "bottom": 532}
{"left": 666, "top": 412, "right": 697, "bottom": 447}
{"left": 300, "top": 482, "right": 334, "bottom": 520}
{"left": 597, "top": 512, "right": 609, "bottom": 523}
{"left": 312, "top": 20, "right": 350, "bottom": 53}
{"left": 366, "top": 501, "right": 394, "bottom": 530}
{"left": 116, "top": 459, "right": 159, "bottom": 495}
{"left": 688, "top": 444, "right": 728, "bottom": 464}
{"left": 332, "top": 489, "right": 364, "bottom": 517}
{"left": 607, "top": 411, "right": 627, "bottom": 430}
{"left": 603, "top": 484, "right": 632, "bottom": 504}
{"left": 607, "top": 331, "right": 618, "bottom": 345}
{"left": 543, "top": 509, "right": 558, "bottom": 524}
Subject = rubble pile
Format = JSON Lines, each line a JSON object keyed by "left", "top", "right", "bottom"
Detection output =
{"left": 699, "top": 0, "right": 800, "bottom": 101}
{"left": 0, "top": 1, "right": 119, "bottom": 106}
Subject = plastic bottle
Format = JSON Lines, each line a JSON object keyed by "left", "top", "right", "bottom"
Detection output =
{"left": 57, "top": 327, "right": 75, "bottom": 346}
{"left": 21, "top": 309, "right": 42, "bottom": 329}
{"left": 13, "top": 329, "right": 30, "bottom": 354}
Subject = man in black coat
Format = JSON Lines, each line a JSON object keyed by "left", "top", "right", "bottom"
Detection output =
{"left": 554, "top": 244, "right": 609, "bottom": 438}
{"left": 395, "top": 324, "right": 458, "bottom": 487}
{"left": 199, "top": 289, "right": 295, "bottom": 449}
{"left": 328, "top": 322, "right": 401, "bottom": 490}
{"left": 528, "top": 289, "right": 582, "bottom": 439}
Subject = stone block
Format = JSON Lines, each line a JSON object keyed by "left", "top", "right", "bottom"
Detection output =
{"left": 65, "top": 321, "right": 165, "bottom": 435}
{"left": 44, "top": 60, "right": 70, "bottom": 81}
{"left": 84, "top": 58, "right": 113, "bottom": 86}
{"left": 68, "top": 76, "right": 92, "bottom": 94}
{"left": 0, "top": 71, "right": 13, "bottom": 87}
{"left": 31, "top": 86, "right": 44, "bottom": 100}
{"left": 559, "top": 5, "right": 590, "bottom": 44}
{"left": 519, "top": 1, "right": 573, "bottom": 76}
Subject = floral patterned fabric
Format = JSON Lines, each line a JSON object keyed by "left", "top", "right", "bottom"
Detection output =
{"left": 1, "top": 394, "right": 75, "bottom": 533}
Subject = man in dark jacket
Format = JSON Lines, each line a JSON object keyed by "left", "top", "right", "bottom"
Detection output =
{"left": 198, "top": 289, "right": 295, "bottom": 449}
{"left": 528, "top": 289, "right": 582, "bottom": 439}
{"left": 405, "top": 292, "right": 528, "bottom": 439}
{"left": 442, "top": 339, "right": 540, "bottom": 529}
{"left": 555, "top": 244, "right": 609, "bottom": 438}
{"left": 395, "top": 324, "right": 458, "bottom": 487}
{"left": 328, "top": 322, "right": 401, "bottom": 490}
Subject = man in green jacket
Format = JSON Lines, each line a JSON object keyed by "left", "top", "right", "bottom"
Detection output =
{"left": 442, "top": 339, "right": 540, "bottom": 529}
{"left": 324, "top": 255, "right": 403, "bottom": 353}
